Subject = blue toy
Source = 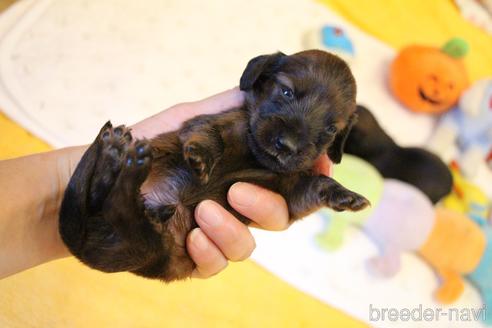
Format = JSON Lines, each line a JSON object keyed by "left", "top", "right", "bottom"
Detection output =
{"left": 459, "top": 186, "right": 492, "bottom": 326}
{"left": 303, "top": 25, "right": 355, "bottom": 63}
{"left": 429, "top": 78, "right": 492, "bottom": 177}
{"left": 320, "top": 26, "right": 354, "bottom": 55}
{"left": 468, "top": 224, "right": 492, "bottom": 326}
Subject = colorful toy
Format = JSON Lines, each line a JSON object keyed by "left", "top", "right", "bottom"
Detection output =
{"left": 419, "top": 208, "right": 486, "bottom": 304}
{"left": 468, "top": 224, "right": 492, "bottom": 326}
{"left": 303, "top": 25, "right": 355, "bottom": 63}
{"left": 316, "top": 155, "right": 383, "bottom": 250}
{"left": 389, "top": 38, "right": 469, "bottom": 114}
{"left": 345, "top": 105, "right": 453, "bottom": 203}
{"left": 442, "top": 163, "right": 491, "bottom": 225}
{"left": 428, "top": 78, "right": 492, "bottom": 178}
{"left": 455, "top": 0, "right": 492, "bottom": 35}
{"left": 363, "top": 179, "right": 435, "bottom": 277}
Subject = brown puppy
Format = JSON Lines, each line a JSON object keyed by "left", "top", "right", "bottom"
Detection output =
{"left": 59, "top": 50, "right": 369, "bottom": 281}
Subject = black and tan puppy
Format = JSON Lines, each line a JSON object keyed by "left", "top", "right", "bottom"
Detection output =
{"left": 59, "top": 50, "right": 369, "bottom": 281}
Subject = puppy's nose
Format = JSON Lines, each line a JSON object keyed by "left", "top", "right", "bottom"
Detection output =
{"left": 274, "top": 136, "right": 298, "bottom": 154}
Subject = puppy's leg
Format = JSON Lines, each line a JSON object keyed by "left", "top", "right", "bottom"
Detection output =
{"left": 102, "top": 139, "right": 160, "bottom": 247}
{"left": 284, "top": 175, "right": 369, "bottom": 221}
{"left": 88, "top": 123, "right": 133, "bottom": 211}
{"left": 60, "top": 121, "right": 130, "bottom": 253}
{"left": 179, "top": 119, "right": 223, "bottom": 184}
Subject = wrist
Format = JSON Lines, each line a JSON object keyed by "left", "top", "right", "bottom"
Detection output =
{"left": 0, "top": 146, "right": 86, "bottom": 278}
{"left": 38, "top": 146, "right": 88, "bottom": 257}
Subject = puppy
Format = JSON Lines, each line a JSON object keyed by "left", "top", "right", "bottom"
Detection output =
{"left": 59, "top": 50, "right": 369, "bottom": 282}
{"left": 345, "top": 105, "right": 453, "bottom": 204}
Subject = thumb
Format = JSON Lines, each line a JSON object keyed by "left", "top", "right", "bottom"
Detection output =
{"left": 313, "top": 154, "right": 333, "bottom": 177}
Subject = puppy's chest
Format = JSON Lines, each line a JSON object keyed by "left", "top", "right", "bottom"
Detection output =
{"left": 143, "top": 119, "right": 256, "bottom": 207}
{"left": 219, "top": 120, "right": 251, "bottom": 159}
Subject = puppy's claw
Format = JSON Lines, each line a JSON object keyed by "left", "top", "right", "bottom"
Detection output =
{"left": 324, "top": 188, "right": 370, "bottom": 212}
{"left": 344, "top": 194, "right": 370, "bottom": 211}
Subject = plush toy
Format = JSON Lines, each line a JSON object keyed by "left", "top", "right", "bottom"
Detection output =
{"left": 428, "top": 78, "right": 492, "bottom": 178}
{"left": 303, "top": 25, "right": 355, "bottom": 63}
{"left": 468, "top": 225, "right": 492, "bottom": 326}
{"left": 363, "top": 179, "right": 435, "bottom": 277}
{"left": 345, "top": 105, "right": 453, "bottom": 203}
{"left": 389, "top": 38, "right": 469, "bottom": 114}
{"left": 455, "top": 0, "right": 492, "bottom": 34}
{"left": 316, "top": 155, "right": 383, "bottom": 250}
{"left": 419, "top": 208, "right": 486, "bottom": 304}
{"left": 442, "top": 163, "right": 491, "bottom": 225}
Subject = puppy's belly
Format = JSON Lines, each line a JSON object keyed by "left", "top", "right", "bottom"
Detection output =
{"left": 136, "top": 167, "right": 196, "bottom": 280}
{"left": 142, "top": 167, "right": 194, "bottom": 209}
{"left": 137, "top": 162, "right": 278, "bottom": 280}
{"left": 142, "top": 162, "right": 273, "bottom": 223}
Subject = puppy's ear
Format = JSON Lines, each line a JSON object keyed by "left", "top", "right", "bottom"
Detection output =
{"left": 328, "top": 113, "right": 358, "bottom": 164}
{"left": 239, "top": 52, "right": 286, "bottom": 91}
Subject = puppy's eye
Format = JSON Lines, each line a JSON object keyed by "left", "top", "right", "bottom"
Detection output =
{"left": 325, "top": 125, "right": 337, "bottom": 134}
{"left": 281, "top": 87, "right": 294, "bottom": 99}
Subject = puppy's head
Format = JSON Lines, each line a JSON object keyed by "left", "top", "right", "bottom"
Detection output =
{"left": 240, "top": 50, "right": 357, "bottom": 173}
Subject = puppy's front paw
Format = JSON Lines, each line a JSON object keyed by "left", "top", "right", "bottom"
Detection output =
{"left": 322, "top": 185, "right": 370, "bottom": 212}
{"left": 183, "top": 142, "right": 216, "bottom": 184}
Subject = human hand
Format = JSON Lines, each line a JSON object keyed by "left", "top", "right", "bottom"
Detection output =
{"left": 187, "top": 155, "right": 331, "bottom": 278}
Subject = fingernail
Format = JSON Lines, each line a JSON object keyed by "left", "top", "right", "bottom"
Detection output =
{"left": 190, "top": 228, "right": 208, "bottom": 250}
{"left": 229, "top": 182, "right": 258, "bottom": 207}
{"left": 197, "top": 201, "right": 223, "bottom": 227}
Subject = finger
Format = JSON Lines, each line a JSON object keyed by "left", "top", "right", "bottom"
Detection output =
{"left": 313, "top": 154, "right": 333, "bottom": 177}
{"left": 195, "top": 200, "right": 256, "bottom": 262}
{"left": 227, "top": 182, "right": 289, "bottom": 231}
{"left": 131, "top": 87, "right": 244, "bottom": 138}
{"left": 187, "top": 228, "right": 228, "bottom": 278}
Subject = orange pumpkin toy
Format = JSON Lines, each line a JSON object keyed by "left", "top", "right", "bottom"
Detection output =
{"left": 389, "top": 38, "right": 469, "bottom": 114}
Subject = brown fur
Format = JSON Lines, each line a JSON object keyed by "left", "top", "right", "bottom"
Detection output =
{"left": 59, "top": 50, "right": 369, "bottom": 281}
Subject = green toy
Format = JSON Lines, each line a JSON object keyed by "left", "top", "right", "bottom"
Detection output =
{"left": 316, "top": 155, "right": 383, "bottom": 250}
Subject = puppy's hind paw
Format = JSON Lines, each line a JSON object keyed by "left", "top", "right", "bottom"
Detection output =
{"left": 98, "top": 122, "right": 133, "bottom": 168}
{"left": 121, "top": 139, "right": 153, "bottom": 184}
{"left": 89, "top": 122, "right": 135, "bottom": 211}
